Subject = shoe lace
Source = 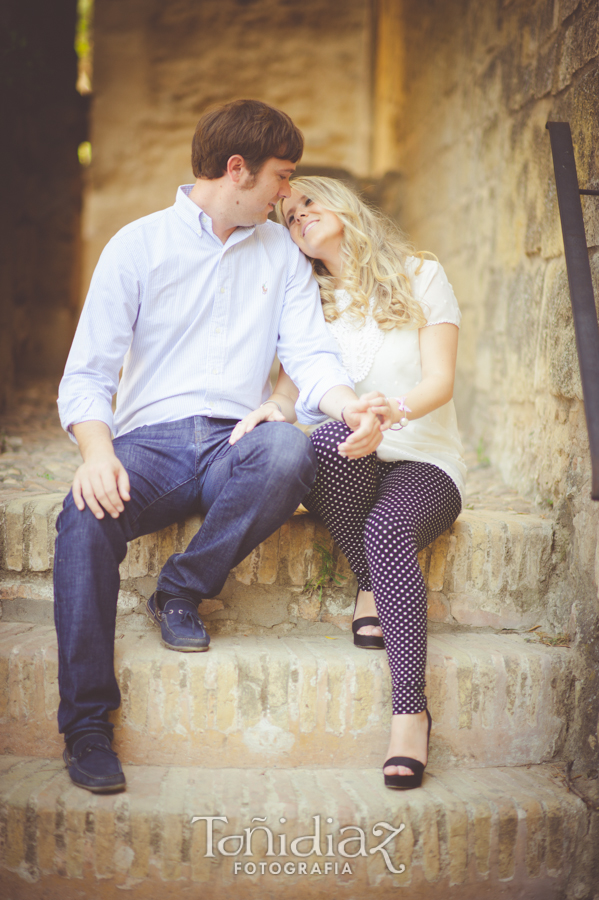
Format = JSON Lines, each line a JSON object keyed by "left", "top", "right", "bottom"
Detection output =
{"left": 167, "top": 607, "right": 200, "bottom": 632}
{"left": 77, "top": 740, "right": 119, "bottom": 761}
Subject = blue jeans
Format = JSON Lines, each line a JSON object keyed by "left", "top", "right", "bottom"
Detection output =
{"left": 54, "top": 416, "right": 317, "bottom": 743}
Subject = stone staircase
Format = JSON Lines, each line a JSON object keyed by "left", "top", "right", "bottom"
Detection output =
{"left": 1, "top": 493, "right": 598, "bottom": 898}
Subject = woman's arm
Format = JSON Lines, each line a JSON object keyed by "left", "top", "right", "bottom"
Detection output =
{"left": 366, "top": 323, "right": 458, "bottom": 428}
{"left": 229, "top": 366, "right": 299, "bottom": 444}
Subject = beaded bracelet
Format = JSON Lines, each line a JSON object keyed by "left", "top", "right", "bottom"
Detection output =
{"left": 261, "top": 399, "right": 283, "bottom": 414}
{"left": 389, "top": 396, "right": 411, "bottom": 431}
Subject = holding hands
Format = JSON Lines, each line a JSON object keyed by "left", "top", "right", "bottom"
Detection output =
{"left": 360, "top": 391, "right": 411, "bottom": 432}
{"left": 228, "top": 374, "right": 416, "bottom": 461}
{"left": 336, "top": 397, "right": 383, "bottom": 458}
{"left": 359, "top": 391, "right": 396, "bottom": 431}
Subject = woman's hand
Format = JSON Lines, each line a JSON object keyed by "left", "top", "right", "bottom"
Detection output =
{"left": 337, "top": 400, "right": 383, "bottom": 458}
{"left": 229, "top": 403, "right": 286, "bottom": 445}
{"left": 360, "top": 391, "right": 395, "bottom": 430}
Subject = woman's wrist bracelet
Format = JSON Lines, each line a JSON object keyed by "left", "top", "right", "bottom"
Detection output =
{"left": 389, "top": 396, "right": 411, "bottom": 432}
{"left": 261, "top": 399, "right": 283, "bottom": 414}
{"left": 340, "top": 406, "right": 349, "bottom": 427}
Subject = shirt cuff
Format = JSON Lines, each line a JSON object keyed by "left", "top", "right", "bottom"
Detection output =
{"left": 295, "top": 372, "right": 354, "bottom": 425}
{"left": 58, "top": 396, "right": 115, "bottom": 444}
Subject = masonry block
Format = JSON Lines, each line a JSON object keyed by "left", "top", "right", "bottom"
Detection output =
{"left": 0, "top": 497, "right": 556, "bottom": 633}
{"left": 0, "top": 624, "right": 573, "bottom": 770}
{"left": 0, "top": 758, "right": 592, "bottom": 898}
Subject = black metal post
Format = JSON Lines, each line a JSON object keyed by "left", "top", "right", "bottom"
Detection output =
{"left": 546, "top": 121, "right": 599, "bottom": 500}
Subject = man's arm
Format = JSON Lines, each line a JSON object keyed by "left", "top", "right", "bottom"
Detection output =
{"left": 59, "top": 227, "right": 146, "bottom": 515}
{"left": 275, "top": 241, "right": 355, "bottom": 424}
{"left": 71, "top": 421, "right": 130, "bottom": 519}
{"left": 273, "top": 239, "right": 380, "bottom": 453}
{"left": 58, "top": 230, "right": 143, "bottom": 441}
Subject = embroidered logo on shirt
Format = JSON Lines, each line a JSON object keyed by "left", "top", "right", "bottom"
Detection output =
{"left": 262, "top": 282, "right": 268, "bottom": 294}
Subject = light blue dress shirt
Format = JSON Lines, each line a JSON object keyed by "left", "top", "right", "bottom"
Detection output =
{"left": 58, "top": 186, "right": 353, "bottom": 439}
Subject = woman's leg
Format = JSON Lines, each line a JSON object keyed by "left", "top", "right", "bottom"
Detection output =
{"left": 303, "top": 421, "right": 378, "bottom": 591}
{"left": 364, "top": 460, "right": 462, "bottom": 714}
{"left": 364, "top": 461, "right": 461, "bottom": 775}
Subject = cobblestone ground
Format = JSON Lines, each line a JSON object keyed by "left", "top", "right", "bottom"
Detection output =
{"left": 0, "top": 379, "right": 538, "bottom": 515}
{"left": 0, "top": 381, "right": 80, "bottom": 503}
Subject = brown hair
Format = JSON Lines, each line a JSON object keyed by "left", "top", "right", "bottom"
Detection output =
{"left": 191, "top": 99, "right": 303, "bottom": 179}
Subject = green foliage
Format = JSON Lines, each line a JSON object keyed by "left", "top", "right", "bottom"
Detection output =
{"left": 75, "top": 0, "right": 94, "bottom": 61}
{"left": 525, "top": 631, "right": 570, "bottom": 647}
{"left": 476, "top": 438, "right": 490, "bottom": 467}
{"left": 524, "top": 625, "right": 570, "bottom": 647}
{"left": 303, "top": 542, "right": 347, "bottom": 602}
{"left": 78, "top": 141, "right": 92, "bottom": 166}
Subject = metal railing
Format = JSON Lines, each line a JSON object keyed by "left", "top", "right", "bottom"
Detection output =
{"left": 546, "top": 121, "right": 599, "bottom": 501}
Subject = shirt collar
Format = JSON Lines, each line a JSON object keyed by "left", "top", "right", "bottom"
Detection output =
{"left": 173, "top": 184, "right": 256, "bottom": 245}
{"left": 174, "top": 185, "right": 208, "bottom": 236}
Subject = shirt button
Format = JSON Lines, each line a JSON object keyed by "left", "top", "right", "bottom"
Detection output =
{"left": 220, "top": 288, "right": 225, "bottom": 294}
{"left": 212, "top": 368, "right": 218, "bottom": 374}
{"left": 215, "top": 328, "right": 222, "bottom": 334}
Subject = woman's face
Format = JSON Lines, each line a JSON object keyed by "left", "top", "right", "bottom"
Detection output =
{"left": 281, "top": 190, "right": 344, "bottom": 266}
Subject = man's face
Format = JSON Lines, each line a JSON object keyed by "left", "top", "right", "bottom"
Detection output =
{"left": 236, "top": 157, "right": 296, "bottom": 225}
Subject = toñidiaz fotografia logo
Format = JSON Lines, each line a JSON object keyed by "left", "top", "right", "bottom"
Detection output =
{"left": 191, "top": 815, "right": 406, "bottom": 877}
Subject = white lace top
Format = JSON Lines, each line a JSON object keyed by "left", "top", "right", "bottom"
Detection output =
{"left": 314, "top": 257, "right": 466, "bottom": 502}
{"left": 327, "top": 293, "right": 385, "bottom": 383}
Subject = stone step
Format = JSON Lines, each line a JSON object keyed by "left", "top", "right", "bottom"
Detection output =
{"left": 0, "top": 492, "right": 554, "bottom": 632}
{"left": 0, "top": 755, "right": 595, "bottom": 899}
{"left": 0, "top": 624, "right": 573, "bottom": 769}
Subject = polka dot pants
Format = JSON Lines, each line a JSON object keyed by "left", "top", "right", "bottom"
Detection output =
{"left": 304, "top": 420, "right": 462, "bottom": 715}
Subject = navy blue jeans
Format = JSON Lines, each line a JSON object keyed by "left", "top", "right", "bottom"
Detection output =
{"left": 54, "top": 416, "right": 317, "bottom": 743}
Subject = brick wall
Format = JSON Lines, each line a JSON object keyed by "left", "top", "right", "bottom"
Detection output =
{"left": 82, "top": 0, "right": 374, "bottom": 296}
{"left": 387, "top": 0, "right": 599, "bottom": 761}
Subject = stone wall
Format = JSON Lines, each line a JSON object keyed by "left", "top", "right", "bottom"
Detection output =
{"left": 0, "top": 0, "right": 85, "bottom": 407}
{"left": 82, "top": 0, "right": 373, "bottom": 294}
{"left": 388, "top": 0, "right": 599, "bottom": 762}
{"left": 57, "top": 0, "right": 599, "bottom": 763}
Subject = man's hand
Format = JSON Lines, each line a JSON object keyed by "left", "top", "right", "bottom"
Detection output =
{"left": 71, "top": 421, "right": 131, "bottom": 519}
{"left": 229, "top": 403, "right": 285, "bottom": 445}
{"left": 337, "top": 398, "right": 383, "bottom": 458}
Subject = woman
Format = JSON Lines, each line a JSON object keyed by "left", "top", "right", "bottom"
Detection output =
{"left": 230, "top": 177, "right": 465, "bottom": 789}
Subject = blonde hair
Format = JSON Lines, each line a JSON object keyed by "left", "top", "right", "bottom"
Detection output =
{"left": 277, "top": 175, "right": 428, "bottom": 330}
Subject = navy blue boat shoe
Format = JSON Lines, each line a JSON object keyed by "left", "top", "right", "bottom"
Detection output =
{"left": 63, "top": 732, "right": 126, "bottom": 793}
{"left": 146, "top": 592, "right": 211, "bottom": 652}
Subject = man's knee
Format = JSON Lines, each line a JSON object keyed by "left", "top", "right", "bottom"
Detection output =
{"left": 56, "top": 491, "right": 127, "bottom": 559}
{"left": 255, "top": 422, "right": 317, "bottom": 485}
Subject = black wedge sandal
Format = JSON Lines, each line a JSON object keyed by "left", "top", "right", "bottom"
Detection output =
{"left": 384, "top": 708, "right": 432, "bottom": 790}
{"left": 352, "top": 588, "right": 385, "bottom": 649}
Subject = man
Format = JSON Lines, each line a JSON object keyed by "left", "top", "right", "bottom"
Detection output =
{"left": 55, "top": 99, "right": 381, "bottom": 793}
